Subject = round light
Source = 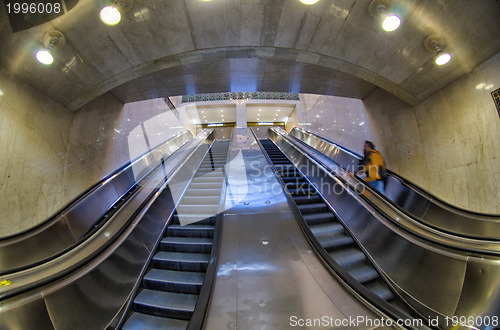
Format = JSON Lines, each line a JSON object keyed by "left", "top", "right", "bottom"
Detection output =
{"left": 435, "top": 52, "right": 451, "bottom": 65}
{"left": 382, "top": 15, "right": 400, "bottom": 31}
{"left": 35, "top": 50, "right": 53, "bottom": 65}
{"left": 100, "top": 6, "right": 121, "bottom": 25}
{"left": 300, "top": 0, "right": 320, "bottom": 4}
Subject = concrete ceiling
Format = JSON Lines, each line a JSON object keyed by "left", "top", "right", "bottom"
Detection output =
{"left": 1, "top": 0, "right": 499, "bottom": 112}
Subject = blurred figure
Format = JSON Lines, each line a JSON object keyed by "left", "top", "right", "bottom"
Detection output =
{"left": 356, "top": 141, "right": 387, "bottom": 194}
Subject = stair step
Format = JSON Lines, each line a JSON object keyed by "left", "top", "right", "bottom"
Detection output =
{"left": 366, "top": 281, "right": 394, "bottom": 301}
{"left": 183, "top": 188, "right": 222, "bottom": 197}
{"left": 173, "top": 214, "right": 216, "bottom": 226}
{"left": 310, "top": 222, "right": 344, "bottom": 236}
{"left": 318, "top": 234, "right": 354, "bottom": 250}
{"left": 293, "top": 195, "right": 322, "bottom": 204}
{"left": 177, "top": 204, "right": 219, "bottom": 215}
{"left": 346, "top": 264, "right": 380, "bottom": 284}
{"left": 303, "top": 212, "right": 336, "bottom": 225}
{"left": 179, "top": 195, "right": 221, "bottom": 205}
{"left": 329, "top": 248, "right": 366, "bottom": 268}
{"left": 152, "top": 252, "right": 210, "bottom": 272}
{"left": 167, "top": 224, "right": 214, "bottom": 237}
{"left": 297, "top": 203, "right": 329, "bottom": 214}
{"left": 188, "top": 182, "right": 223, "bottom": 190}
{"left": 160, "top": 236, "right": 213, "bottom": 253}
{"left": 133, "top": 289, "right": 198, "bottom": 320}
{"left": 123, "top": 312, "right": 189, "bottom": 330}
{"left": 143, "top": 269, "right": 204, "bottom": 294}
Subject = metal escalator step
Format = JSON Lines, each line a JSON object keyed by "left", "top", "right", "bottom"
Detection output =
{"left": 297, "top": 203, "right": 329, "bottom": 214}
{"left": 179, "top": 195, "right": 221, "bottom": 205}
{"left": 285, "top": 182, "right": 313, "bottom": 190}
{"left": 310, "top": 222, "right": 344, "bottom": 236}
{"left": 365, "top": 281, "right": 394, "bottom": 301}
{"left": 318, "top": 234, "right": 354, "bottom": 250}
{"left": 183, "top": 188, "right": 222, "bottom": 197}
{"left": 152, "top": 252, "right": 210, "bottom": 272}
{"left": 302, "top": 212, "right": 336, "bottom": 225}
{"left": 329, "top": 248, "right": 367, "bottom": 268}
{"left": 188, "top": 182, "right": 223, "bottom": 190}
{"left": 167, "top": 224, "right": 215, "bottom": 237}
{"left": 177, "top": 204, "right": 219, "bottom": 215}
{"left": 160, "top": 236, "right": 213, "bottom": 253}
{"left": 133, "top": 289, "right": 198, "bottom": 320}
{"left": 194, "top": 172, "right": 224, "bottom": 178}
{"left": 190, "top": 177, "right": 224, "bottom": 184}
{"left": 346, "top": 264, "right": 379, "bottom": 284}
{"left": 282, "top": 177, "right": 308, "bottom": 183}
{"left": 293, "top": 195, "right": 322, "bottom": 204}
{"left": 173, "top": 214, "right": 216, "bottom": 226}
{"left": 123, "top": 312, "right": 189, "bottom": 330}
{"left": 143, "top": 269, "right": 205, "bottom": 294}
{"left": 287, "top": 187, "right": 317, "bottom": 196}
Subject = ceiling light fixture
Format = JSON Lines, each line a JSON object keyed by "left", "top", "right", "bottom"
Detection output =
{"left": 299, "top": 0, "right": 320, "bottom": 4}
{"left": 35, "top": 30, "right": 65, "bottom": 65}
{"left": 425, "top": 35, "right": 451, "bottom": 65}
{"left": 369, "top": 0, "right": 400, "bottom": 32}
{"left": 100, "top": 0, "right": 133, "bottom": 26}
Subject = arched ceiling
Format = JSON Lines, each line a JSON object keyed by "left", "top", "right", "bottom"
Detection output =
{"left": 0, "top": 0, "right": 499, "bottom": 112}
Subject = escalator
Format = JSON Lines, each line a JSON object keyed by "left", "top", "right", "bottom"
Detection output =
{"left": 259, "top": 139, "right": 417, "bottom": 319}
{"left": 289, "top": 127, "right": 500, "bottom": 240}
{"left": 122, "top": 141, "right": 230, "bottom": 329}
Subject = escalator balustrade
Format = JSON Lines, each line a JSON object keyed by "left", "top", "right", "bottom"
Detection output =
{"left": 122, "top": 141, "right": 230, "bottom": 329}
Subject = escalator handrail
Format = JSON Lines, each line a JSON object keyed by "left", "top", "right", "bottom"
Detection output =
{"left": 0, "top": 130, "right": 214, "bottom": 301}
{"left": 252, "top": 132, "right": 430, "bottom": 329}
{"left": 0, "top": 130, "right": 194, "bottom": 242}
{"left": 291, "top": 127, "right": 500, "bottom": 218}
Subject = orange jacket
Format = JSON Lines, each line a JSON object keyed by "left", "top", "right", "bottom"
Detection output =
{"left": 358, "top": 150, "right": 386, "bottom": 182}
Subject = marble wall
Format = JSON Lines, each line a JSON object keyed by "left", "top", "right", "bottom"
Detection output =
{"left": 0, "top": 67, "right": 74, "bottom": 237}
{"left": 0, "top": 83, "right": 187, "bottom": 237}
{"left": 298, "top": 53, "right": 500, "bottom": 213}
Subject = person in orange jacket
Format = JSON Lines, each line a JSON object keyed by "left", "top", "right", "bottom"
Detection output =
{"left": 356, "top": 140, "right": 387, "bottom": 194}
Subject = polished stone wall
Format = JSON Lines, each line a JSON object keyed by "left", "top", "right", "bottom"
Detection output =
{"left": 0, "top": 86, "right": 186, "bottom": 237}
{"left": 0, "top": 68, "right": 73, "bottom": 237}
{"left": 298, "top": 53, "right": 500, "bottom": 213}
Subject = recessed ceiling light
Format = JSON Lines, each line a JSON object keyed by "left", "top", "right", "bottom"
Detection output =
{"left": 259, "top": 109, "right": 261, "bottom": 111}
{"left": 35, "top": 50, "right": 54, "bottom": 65}
{"left": 278, "top": 109, "right": 280, "bottom": 111}
{"left": 220, "top": 109, "right": 223, "bottom": 112}
{"left": 100, "top": 6, "right": 121, "bottom": 25}
{"left": 300, "top": 0, "right": 319, "bottom": 4}
{"left": 435, "top": 52, "right": 451, "bottom": 65}
{"left": 201, "top": 110, "right": 204, "bottom": 113}
{"left": 205, "top": 120, "right": 207, "bottom": 122}
{"left": 382, "top": 15, "right": 400, "bottom": 32}
{"left": 221, "top": 115, "right": 224, "bottom": 117}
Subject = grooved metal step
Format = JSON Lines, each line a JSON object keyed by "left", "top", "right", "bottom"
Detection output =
{"left": 133, "top": 289, "right": 198, "bottom": 320}
{"left": 152, "top": 251, "right": 210, "bottom": 272}
{"left": 123, "top": 312, "right": 189, "bottom": 330}
{"left": 143, "top": 269, "right": 204, "bottom": 294}
{"left": 160, "top": 236, "right": 213, "bottom": 253}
